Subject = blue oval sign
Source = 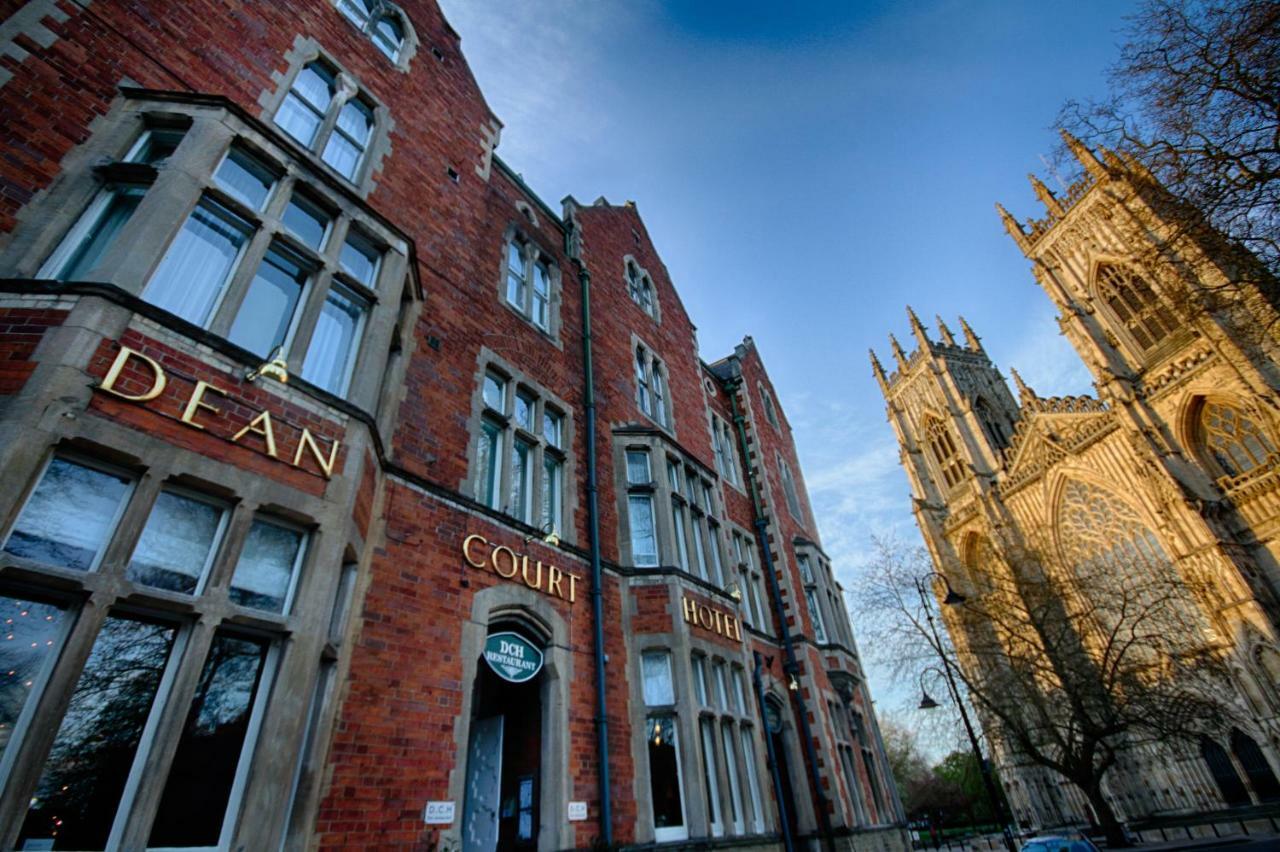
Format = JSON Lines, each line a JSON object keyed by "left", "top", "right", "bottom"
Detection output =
{"left": 483, "top": 632, "right": 544, "bottom": 683}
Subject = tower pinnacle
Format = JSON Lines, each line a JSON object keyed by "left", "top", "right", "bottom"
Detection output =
{"left": 958, "top": 315, "right": 983, "bottom": 353}
{"left": 935, "top": 315, "right": 956, "bottom": 347}
{"left": 1010, "top": 367, "right": 1036, "bottom": 402}
{"left": 889, "top": 334, "right": 908, "bottom": 371}
{"left": 1028, "top": 173, "right": 1064, "bottom": 217}
{"left": 995, "top": 202, "right": 1030, "bottom": 253}
{"left": 906, "top": 306, "right": 930, "bottom": 349}
{"left": 1060, "top": 128, "right": 1107, "bottom": 180}
{"left": 870, "top": 348, "right": 889, "bottom": 393}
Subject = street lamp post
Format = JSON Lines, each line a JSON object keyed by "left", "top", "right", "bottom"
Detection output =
{"left": 915, "top": 574, "right": 1018, "bottom": 852}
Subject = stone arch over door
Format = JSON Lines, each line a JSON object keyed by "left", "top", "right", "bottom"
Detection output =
{"left": 1231, "top": 728, "right": 1280, "bottom": 803}
{"left": 448, "top": 582, "right": 574, "bottom": 852}
{"left": 1201, "top": 736, "right": 1251, "bottom": 807}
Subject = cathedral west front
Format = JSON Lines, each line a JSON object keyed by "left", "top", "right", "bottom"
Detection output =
{"left": 877, "top": 132, "right": 1280, "bottom": 833}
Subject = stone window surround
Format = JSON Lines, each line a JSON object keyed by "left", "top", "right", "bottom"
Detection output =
{"left": 0, "top": 432, "right": 360, "bottom": 850}
{"left": 257, "top": 36, "right": 396, "bottom": 198}
{"left": 708, "top": 411, "right": 745, "bottom": 495}
{"left": 826, "top": 696, "right": 871, "bottom": 828}
{"left": 776, "top": 451, "right": 806, "bottom": 524}
{"left": 632, "top": 332, "right": 674, "bottom": 434}
{"left": 612, "top": 435, "right": 729, "bottom": 587}
{"left": 792, "top": 540, "right": 854, "bottom": 650}
{"left": 688, "top": 650, "right": 765, "bottom": 837}
{"left": 757, "top": 382, "right": 780, "bottom": 431}
{"left": 497, "top": 222, "right": 564, "bottom": 347}
{"left": 0, "top": 92, "right": 415, "bottom": 420}
{"left": 462, "top": 347, "right": 577, "bottom": 543}
{"left": 626, "top": 632, "right": 770, "bottom": 844}
{"left": 331, "top": 0, "right": 421, "bottom": 72}
{"left": 623, "top": 254, "right": 661, "bottom": 323}
{"left": 727, "top": 523, "right": 770, "bottom": 636}
{"left": 1086, "top": 256, "right": 1189, "bottom": 366}
{"left": 665, "top": 453, "right": 729, "bottom": 588}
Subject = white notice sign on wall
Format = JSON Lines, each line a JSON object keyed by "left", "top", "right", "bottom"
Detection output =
{"left": 567, "top": 801, "right": 588, "bottom": 822}
{"left": 424, "top": 800, "right": 455, "bottom": 824}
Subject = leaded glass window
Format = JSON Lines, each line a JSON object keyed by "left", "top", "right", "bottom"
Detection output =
{"left": 1096, "top": 262, "right": 1178, "bottom": 353}
{"left": 1200, "top": 400, "right": 1277, "bottom": 478}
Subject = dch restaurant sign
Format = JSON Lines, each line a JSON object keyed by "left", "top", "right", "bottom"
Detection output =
{"left": 484, "top": 632, "right": 544, "bottom": 683}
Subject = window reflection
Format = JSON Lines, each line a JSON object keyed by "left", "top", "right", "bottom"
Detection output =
{"left": 18, "top": 616, "right": 176, "bottom": 850}
{"left": 0, "top": 596, "right": 65, "bottom": 761}
{"left": 126, "top": 490, "right": 225, "bottom": 594}
{"left": 148, "top": 632, "right": 270, "bottom": 847}
{"left": 229, "top": 519, "right": 305, "bottom": 613}
{"left": 4, "top": 457, "right": 131, "bottom": 571}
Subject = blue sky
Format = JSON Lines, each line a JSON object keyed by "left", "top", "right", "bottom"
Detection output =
{"left": 437, "top": 0, "right": 1129, "bottom": 731}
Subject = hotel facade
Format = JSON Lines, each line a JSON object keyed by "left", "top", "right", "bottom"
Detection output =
{"left": 0, "top": 2, "right": 907, "bottom": 850}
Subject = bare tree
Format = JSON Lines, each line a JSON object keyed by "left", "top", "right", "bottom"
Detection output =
{"left": 1059, "top": 0, "right": 1279, "bottom": 274}
{"left": 857, "top": 535, "right": 1241, "bottom": 847}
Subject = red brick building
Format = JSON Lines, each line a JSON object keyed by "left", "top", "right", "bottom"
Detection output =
{"left": 0, "top": 2, "right": 906, "bottom": 849}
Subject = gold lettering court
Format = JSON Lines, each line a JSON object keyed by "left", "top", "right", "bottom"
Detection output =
{"left": 462, "top": 533, "right": 582, "bottom": 603}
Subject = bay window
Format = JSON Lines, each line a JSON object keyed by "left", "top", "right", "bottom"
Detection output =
{"left": 0, "top": 448, "right": 331, "bottom": 849}
{"left": 642, "top": 650, "right": 687, "bottom": 842}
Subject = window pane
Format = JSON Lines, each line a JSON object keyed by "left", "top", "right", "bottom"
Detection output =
{"left": 732, "top": 669, "right": 747, "bottom": 715}
{"left": 18, "top": 617, "right": 176, "bottom": 851}
{"left": 282, "top": 194, "right": 330, "bottom": 250}
{"left": 671, "top": 504, "right": 689, "bottom": 572}
{"left": 337, "top": 0, "right": 371, "bottom": 25}
{"left": 0, "top": 596, "right": 65, "bottom": 763}
{"left": 708, "top": 525, "right": 725, "bottom": 587}
{"left": 126, "top": 490, "right": 224, "bottom": 594}
{"left": 335, "top": 99, "right": 373, "bottom": 145}
{"left": 125, "top": 129, "right": 184, "bottom": 166}
{"left": 301, "top": 285, "right": 366, "bottom": 395}
{"left": 4, "top": 457, "right": 130, "bottom": 571}
{"left": 483, "top": 373, "right": 506, "bottom": 411}
{"left": 700, "top": 718, "right": 722, "bottom": 832}
{"left": 214, "top": 147, "right": 276, "bottom": 211}
{"left": 641, "top": 650, "right": 673, "bottom": 705}
{"left": 647, "top": 716, "right": 684, "bottom": 830}
{"left": 145, "top": 199, "right": 251, "bottom": 326}
{"left": 690, "top": 518, "right": 708, "bottom": 580}
{"left": 541, "top": 456, "right": 562, "bottom": 534}
{"left": 321, "top": 131, "right": 363, "bottom": 180}
{"left": 275, "top": 92, "right": 324, "bottom": 148}
{"left": 229, "top": 520, "right": 304, "bottom": 613}
{"left": 148, "top": 633, "right": 270, "bottom": 847}
{"left": 514, "top": 392, "right": 534, "bottom": 431}
{"left": 722, "top": 724, "right": 744, "bottom": 830}
{"left": 339, "top": 233, "right": 380, "bottom": 287}
{"left": 477, "top": 420, "right": 503, "bottom": 508}
{"left": 713, "top": 662, "right": 729, "bottom": 710}
{"left": 692, "top": 656, "right": 708, "bottom": 705}
{"left": 292, "top": 63, "right": 335, "bottom": 113}
{"left": 228, "top": 247, "right": 308, "bottom": 357}
{"left": 628, "top": 495, "right": 658, "bottom": 567}
{"left": 797, "top": 554, "right": 813, "bottom": 584}
{"left": 532, "top": 263, "right": 550, "bottom": 329}
{"left": 543, "top": 411, "right": 562, "bottom": 449}
{"left": 512, "top": 439, "right": 532, "bottom": 523}
{"left": 741, "top": 728, "right": 765, "bottom": 833}
{"left": 626, "top": 451, "right": 650, "bottom": 485}
{"left": 57, "top": 187, "right": 145, "bottom": 280}
{"left": 373, "top": 16, "right": 403, "bottom": 60}
{"left": 806, "top": 588, "right": 828, "bottom": 643}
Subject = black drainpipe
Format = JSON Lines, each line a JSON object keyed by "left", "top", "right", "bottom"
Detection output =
{"left": 726, "top": 375, "right": 835, "bottom": 852}
{"left": 570, "top": 222, "right": 612, "bottom": 847}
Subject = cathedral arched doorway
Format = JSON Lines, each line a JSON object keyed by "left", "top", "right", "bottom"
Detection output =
{"left": 462, "top": 621, "right": 546, "bottom": 852}
{"left": 1230, "top": 728, "right": 1280, "bottom": 802}
{"left": 763, "top": 696, "right": 799, "bottom": 842}
{"left": 1201, "top": 736, "right": 1250, "bottom": 807}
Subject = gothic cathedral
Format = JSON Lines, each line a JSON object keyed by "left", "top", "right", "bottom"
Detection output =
{"left": 875, "top": 132, "right": 1280, "bottom": 830}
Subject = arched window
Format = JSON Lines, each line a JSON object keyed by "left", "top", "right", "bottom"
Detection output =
{"left": 1057, "top": 479, "right": 1174, "bottom": 588}
{"left": 1201, "top": 736, "right": 1251, "bottom": 807}
{"left": 1231, "top": 728, "right": 1280, "bottom": 802}
{"left": 924, "top": 416, "right": 966, "bottom": 488}
{"left": 1199, "top": 400, "right": 1277, "bottom": 478}
{"left": 625, "top": 259, "right": 656, "bottom": 318}
{"left": 1094, "top": 262, "right": 1178, "bottom": 353}
{"left": 274, "top": 59, "right": 378, "bottom": 183}
{"left": 372, "top": 15, "right": 405, "bottom": 61}
{"left": 974, "top": 398, "right": 1008, "bottom": 452}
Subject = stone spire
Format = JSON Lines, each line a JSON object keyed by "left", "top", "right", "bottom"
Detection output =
{"left": 870, "top": 348, "right": 889, "bottom": 393}
{"left": 906, "top": 305, "right": 930, "bottom": 350}
{"left": 1010, "top": 367, "right": 1036, "bottom": 403}
{"left": 935, "top": 315, "right": 956, "bottom": 347}
{"left": 1028, "top": 173, "right": 1064, "bottom": 217}
{"left": 1060, "top": 128, "right": 1107, "bottom": 180}
{"left": 958, "top": 315, "right": 983, "bottom": 352}
{"left": 889, "top": 334, "right": 909, "bottom": 371}
{"left": 995, "top": 202, "right": 1030, "bottom": 252}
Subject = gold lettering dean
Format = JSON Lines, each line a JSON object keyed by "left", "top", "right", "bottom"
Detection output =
{"left": 683, "top": 595, "right": 743, "bottom": 642}
{"left": 462, "top": 534, "right": 580, "bottom": 604}
{"left": 98, "top": 344, "right": 341, "bottom": 479}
